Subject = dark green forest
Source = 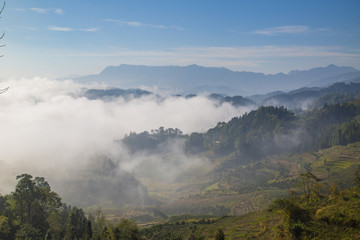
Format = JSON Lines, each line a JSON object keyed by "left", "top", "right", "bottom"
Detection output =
{"left": 124, "top": 99, "right": 360, "bottom": 159}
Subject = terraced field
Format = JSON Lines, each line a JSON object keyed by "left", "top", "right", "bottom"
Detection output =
{"left": 90, "top": 142, "right": 360, "bottom": 226}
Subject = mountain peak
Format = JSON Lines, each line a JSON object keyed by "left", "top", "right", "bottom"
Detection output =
{"left": 326, "top": 64, "right": 337, "bottom": 68}
{"left": 186, "top": 64, "right": 201, "bottom": 68}
{"left": 76, "top": 64, "right": 360, "bottom": 95}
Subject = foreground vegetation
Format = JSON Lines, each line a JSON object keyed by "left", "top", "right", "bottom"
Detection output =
{"left": 0, "top": 174, "right": 141, "bottom": 240}
{"left": 140, "top": 168, "right": 360, "bottom": 240}
{"left": 2, "top": 166, "right": 359, "bottom": 239}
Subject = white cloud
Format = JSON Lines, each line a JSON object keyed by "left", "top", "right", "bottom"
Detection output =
{"left": 105, "top": 19, "right": 182, "bottom": 30}
{"left": 0, "top": 77, "right": 250, "bottom": 193}
{"left": 49, "top": 26, "right": 100, "bottom": 32}
{"left": 30, "top": 8, "right": 49, "bottom": 14}
{"left": 123, "top": 21, "right": 166, "bottom": 29}
{"left": 55, "top": 8, "right": 64, "bottom": 15}
{"left": 172, "top": 26, "right": 185, "bottom": 31}
{"left": 253, "top": 25, "right": 310, "bottom": 35}
{"left": 79, "top": 27, "right": 99, "bottom": 32}
{"left": 104, "top": 19, "right": 118, "bottom": 23}
{"left": 49, "top": 25, "right": 73, "bottom": 32}
{"left": 30, "top": 7, "right": 64, "bottom": 15}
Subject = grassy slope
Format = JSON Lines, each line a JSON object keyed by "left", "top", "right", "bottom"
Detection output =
{"left": 140, "top": 211, "right": 282, "bottom": 239}
{"left": 138, "top": 142, "right": 360, "bottom": 239}
{"left": 141, "top": 142, "right": 360, "bottom": 217}
{"left": 141, "top": 188, "right": 360, "bottom": 239}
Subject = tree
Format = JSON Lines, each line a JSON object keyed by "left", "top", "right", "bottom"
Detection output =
{"left": 12, "top": 174, "right": 62, "bottom": 235}
{"left": 110, "top": 218, "right": 140, "bottom": 240}
{"left": 215, "top": 229, "right": 225, "bottom": 240}
{"left": 186, "top": 132, "right": 205, "bottom": 154}
{"left": 91, "top": 207, "right": 107, "bottom": 239}
{"left": 84, "top": 220, "right": 93, "bottom": 240}
{"left": 64, "top": 207, "right": 88, "bottom": 240}
{"left": 0, "top": 194, "right": 9, "bottom": 215}
{"left": 100, "top": 226, "right": 111, "bottom": 240}
{"left": 15, "top": 223, "right": 42, "bottom": 240}
{"left": 0, "top": 174, "right": 95, "bottom": 239}
{"left": 0, "top": 216, "right": 11, "bottom": 239}
{"left": 269, "top": 199, "right": 310, "bottom": 239}
{"left": 297, "top": 172, "right": 320, "bottom": 203}
{"left": 355, "top": 166, "right": 360, "bottom": 189}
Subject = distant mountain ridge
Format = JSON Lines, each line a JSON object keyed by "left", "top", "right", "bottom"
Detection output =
{"left": 83, "top": 80, "right": 360, "bottom": 111}
{"left": 260, "top": 81, "right": 360, "bottom": 109}
{"left": 76, "top": 64, "right": 360, "bottom": 95}
{"left": 82, "top": 87, "right": 256, "bottom": 107}
{"left": 84, "top": 88, "right": 152, "bottom": 100}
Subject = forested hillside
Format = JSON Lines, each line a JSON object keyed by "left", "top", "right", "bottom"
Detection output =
{"left": 260, "top": 81, "right": 360, "bottom": 109}
{"left": 186, "top": 100, "right": 360, "bottom": 158}
{"left": 118, "top": 99, "right": 360, "bottom": 221}
{"left": 125, "top": 99, "right": 360, "bottom": 159}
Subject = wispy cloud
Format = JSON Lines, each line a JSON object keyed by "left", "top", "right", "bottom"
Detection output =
{"left": 55, "top": 8, "right": 64, "bottom": 15}
{"left": 30, "top": 8, "right": 64, "bottom": 15}
{"left": 48, "top": 26, "right": 73, "bottom": 32}
{"left": 105, "top": 19, "right": 183, "bottom": 30}
{"left": 30, "top": 8, "right": 49, "bottom": 14}
{"left": 104, "top": 19, "right": 118, "bottom": 23}
{"left": 79, "top": 27, "right": 99, "bottom": 32}
{"left": 170, "top": 25, "right": 185, "bottom": 31}
{"left": 105, "top": 19, "right": 165, "bottom": 29}
{"left": 123, "top": 21, "right": 165, "bottom": 29}
{"left": 48, "top": 26, "right": 99, "bottom": 32}
{"left": 253, "top": 25, "right": 310, "bottom": 36}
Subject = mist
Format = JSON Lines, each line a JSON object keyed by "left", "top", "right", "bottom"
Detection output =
{"left": 0, "top": 77, "right": 251, "bottom": 205}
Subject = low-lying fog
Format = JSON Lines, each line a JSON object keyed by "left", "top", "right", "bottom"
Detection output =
{"left": 0, "top": 77, "right": 251, "bottom": 205}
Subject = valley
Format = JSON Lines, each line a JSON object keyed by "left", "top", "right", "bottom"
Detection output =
{"left": 2, "top": 0, "right": 360, "bottom": 238}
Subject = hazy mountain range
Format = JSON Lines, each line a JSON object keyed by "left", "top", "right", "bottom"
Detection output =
{"left": 76, "top": 64, "right": 360, "bottom": 95}
{"left": 83, "top": 80, "right": 360, "bottom": 111}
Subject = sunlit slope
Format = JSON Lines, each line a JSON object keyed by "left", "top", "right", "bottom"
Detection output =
{"left": 141, "top": 187, "right": 360, "bottom": 239}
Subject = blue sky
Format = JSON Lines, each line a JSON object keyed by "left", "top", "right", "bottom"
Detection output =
{"left": 1, "top": 0, "right": 360, "bottom": 78}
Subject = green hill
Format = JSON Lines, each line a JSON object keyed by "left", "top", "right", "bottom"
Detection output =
{"left": 118, "top": 100, "right": 360, "bottom": 221}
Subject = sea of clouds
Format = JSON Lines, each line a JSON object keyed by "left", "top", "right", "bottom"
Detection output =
{"left": 0, "top": 77, "right": 251, "bottom": 197}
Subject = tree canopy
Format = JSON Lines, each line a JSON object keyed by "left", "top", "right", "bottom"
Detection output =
{"left": 0, "top": 174, "right": 142, "bottom": 240}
